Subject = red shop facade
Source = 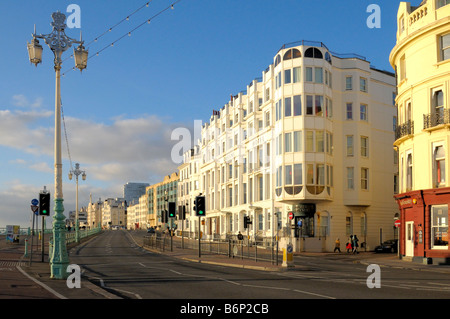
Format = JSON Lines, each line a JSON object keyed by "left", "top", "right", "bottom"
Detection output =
{"left": 394, "top": 187, "right": 450, "bottom": 265}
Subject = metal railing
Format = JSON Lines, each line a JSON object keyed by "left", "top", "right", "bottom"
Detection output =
{"left": 423, "top": 109, "right": 450, "bottom": 129}
{"left": 143, "top": 232, "right": 280, "bottom": 265}
{"left": 395, "top": 120, "right": 414, "bottom": 140}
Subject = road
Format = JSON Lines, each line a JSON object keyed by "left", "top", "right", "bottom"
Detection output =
{"left": 69, "top": 230, "right": 450, "bottom": 300}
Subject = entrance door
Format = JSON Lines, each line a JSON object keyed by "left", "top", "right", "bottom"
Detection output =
{"left": 405, "top": 221, "right": 414, "bottom": 257}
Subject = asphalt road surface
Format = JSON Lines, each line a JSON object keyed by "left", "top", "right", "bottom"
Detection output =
{"left": 69, "top": 230, "right": 450, "bottom": 300}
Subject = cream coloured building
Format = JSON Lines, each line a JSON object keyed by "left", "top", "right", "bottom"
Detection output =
{"left": 102, "top": 198, "right": 126, "bottom": 229}
{"left": 391, "top": 0, "right": 450, "bottom": 263}
{"left": 179, "top": 41, "right": 398, "bottom": 252}
{"left": 86, "top": 194, "right": 103, "bottom": 229}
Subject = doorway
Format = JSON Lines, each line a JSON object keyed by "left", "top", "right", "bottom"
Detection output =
{"left": 405, "top": 221, "right": 414, "bottom": 257}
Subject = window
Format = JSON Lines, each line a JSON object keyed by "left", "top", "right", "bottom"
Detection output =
{"left": 431, "top": 205, "right": 448, "bottom": 249}
{"left": 284, "top": 97, "right": 292, "bottom": 117}
{"left": 437, "top": 0, "right": 450, "bottom": 9}
{"left": 305, "top": 67, "right": 313, "bottom": 82}
{"left": 294, "top": 164, "right": 302, "bottom": 185}
{"left": 306, "top": 131, "right": 314, "bottom": 152}
{"left": 316, "top": 131, "right": 324, "bottom": 153}
{"left": 284, "top": 133, "right": 292, "bottom": 152}
{"left": 434, "top": 89, "right": 444, "bottom": 121}
{"left": 265, "top": 88, "right": 270, "bottom": 102}
{"left": 306, "top": 95, "right": 314, "bottom": 115}
{"left": 285, "top": 165, "right": 293, "bottom": 185}
{"left": 243, "top": 183, "right": 247, "bottom": 204}
{"left": 406, "top": 153, "right": 413, "bottom": 191}
{"left": 434, "top": 145, "right": 446, "bottom": 187}
{"left": 399, "top": 15, "right": 404, "bottom": 34}
{"left": 361, "top": 136, "right": 369, "bottom": 157}
{"left": 347, "top": 135, "right": 354, "bottom": 156}
{"left": 326, "top": 97, "right": 333, "bottom": 118}
{"left": 285, "top": 69, "right": 291, "bottom": 84}
{"left": 293, "top": 131, "right": 302, "bottom": 152}
{"left": 293, "top": 95, "right": 302, "bottom": 116}
{"left": 315, "top": 95, "right": 323, "bottom": 117}
{"left": 346, "top": 76, "right": 352, "bottom": 90}
{"left": 361, "top": 168, "right": 369, "bottom": 190}
{"left": 305, "top": 47, "right": 323, "bottom": 59}
{"left": 347, "top": 167, "right": 354, "bottom": 190}
{"left": 360, "top": 104, "right": 368, "bottom": 121}
{"left": 265, "top": 111, "right": 270, "bottom": 127}
{"left": 275, "top": 100, "right": 282, "bottom": 121}
{"left": 400, "top": 54, "right": 406, "bottom": 81}
{"left": 276, "top": 134, "right": 282, "bottom": 155}
{"left": 441, "top": 33, "right": 450, "bottom": 61}
{"left": 346, "top": 103, "right": 353, "bottom": 120}
{"left": 293, "top": 67, "right": 301, "bottom": 83}
{"left": 315, "top": 67, "right": 323, "bottom": 84}
{"left": 360, "top": 77, "right": 368, "bottom": 92}
{"left": 306, "top": 164, "right": 314, "bottom": 185}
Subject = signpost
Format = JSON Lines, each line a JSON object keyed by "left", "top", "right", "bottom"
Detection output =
{"left": 30, "top": 199, "right": 39, "bottom": 265}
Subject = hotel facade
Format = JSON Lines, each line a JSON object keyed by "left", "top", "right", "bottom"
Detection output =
{"left": 391, "top": 0, "right": 450, "bottom": 263}
{"left": 177, "top": 40, "right": 398, "bottom": 252}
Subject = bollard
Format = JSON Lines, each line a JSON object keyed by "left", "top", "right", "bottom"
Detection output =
{"left": 282, "top": 242, "right": 295, "bottom": 268}
{"left": 23, "top": 239, "right": 29, "bottom": 258}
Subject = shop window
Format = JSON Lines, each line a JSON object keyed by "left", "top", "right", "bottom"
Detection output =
{"left": 431, "top": 205, "right": 448, "bottom": 249}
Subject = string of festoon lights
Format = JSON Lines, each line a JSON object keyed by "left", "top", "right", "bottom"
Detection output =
{"left": 61, "top": 0, "right": 182, "bottom": 77}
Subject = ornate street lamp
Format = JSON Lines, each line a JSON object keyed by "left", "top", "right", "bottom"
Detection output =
{"left": 28, "top": 11, "right": 88, "bottom": 279}
{"left": 69, "top": 163, "right": 87, "bottom": 243}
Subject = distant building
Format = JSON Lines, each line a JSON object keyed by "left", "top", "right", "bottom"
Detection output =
{"left": 390, "top": 0, "right": 450, "bottom": 263}
{"left": 123, "top": 182, "right": 149, "bottom": 206}
{"left": 87, "top": 194, "right": 103, "bottom": 229}
{"left": 102, "top": 198, "right": 126, "bottom": 229}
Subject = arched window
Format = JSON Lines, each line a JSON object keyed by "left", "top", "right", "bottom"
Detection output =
{"left": 283, "top": 48, "right": 302, "bottom": 61}
{"left": 325, "top": 52, "right": 332, "bottom": 64}
{"left": 274, "top": 54, "right": 281, "bottom": 67}
{"left": 305, "top": 47, "right": 323, "bottom": 59}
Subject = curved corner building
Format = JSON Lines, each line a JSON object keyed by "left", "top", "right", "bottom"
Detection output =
{"left": 390, "top": 0, "right": 450, "bottom": 263}
{"left": 179, "top": 40, "right": 398, "bottom": 252}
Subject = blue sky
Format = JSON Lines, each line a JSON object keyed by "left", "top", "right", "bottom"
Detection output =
{"left": 0, "top": 0, "right": 421, "bottom": 227}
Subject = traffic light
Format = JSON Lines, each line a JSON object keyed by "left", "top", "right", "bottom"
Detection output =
{"left": 195, "top": 196, "right": 205, "bottom": 217}
{"left": 244, "top": 216, "right": 252, "bottom": 229}
{"left": 39, "top": 192, "right": 50, "bottom": 216}
{"left": 168, "top": 202, "right": 176, "bottom": 218}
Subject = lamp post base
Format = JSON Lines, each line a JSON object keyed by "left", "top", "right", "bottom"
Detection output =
{"left": 50, "top": 198, "right": 69, "bottom": 279}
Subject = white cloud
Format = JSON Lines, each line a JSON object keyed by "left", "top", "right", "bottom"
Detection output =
{"left": 12, "top": 94, "right": 44, "bottom": 108}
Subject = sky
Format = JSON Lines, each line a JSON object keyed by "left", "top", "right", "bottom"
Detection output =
{"left": 0, "top": 0, "right": 423, "bottom": 228}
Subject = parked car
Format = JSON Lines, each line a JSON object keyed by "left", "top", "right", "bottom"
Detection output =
{"left": 147, "top": 227, "right": 155, "bottom": 234}
{"left": 374, "top": 239, "right": 398, "bottom": 253}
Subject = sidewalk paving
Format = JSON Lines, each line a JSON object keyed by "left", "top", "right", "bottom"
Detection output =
{"left": 1, "top": 230, "right": 449, "bottom": 299}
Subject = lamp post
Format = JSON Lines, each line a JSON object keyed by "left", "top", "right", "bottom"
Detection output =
{"left": 27, "top": 11, "right": 88, "bottom": 279}
{"left": 69, "top": 163, "right": 86, "bottom": 243}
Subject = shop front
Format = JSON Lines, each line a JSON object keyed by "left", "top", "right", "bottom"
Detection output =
{"left": 395, "top": 188, "right": 450, "bottom": 264}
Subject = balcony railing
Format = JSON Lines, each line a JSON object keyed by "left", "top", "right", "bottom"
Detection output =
{"left": 395, "top": 120, "right": 414, "bottom": 140}
{"left": 423, "top": 109, "right": 450, "bottom": 129}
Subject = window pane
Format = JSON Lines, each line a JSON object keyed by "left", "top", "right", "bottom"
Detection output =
{"left": 285, "top": 165, "right": 292, "bottom": 185}
{"left": 307, "top": 164, "right": 314, "bottom": 184}
{"left": 284, "top": 97, "right": 292, "bottom": 117}
{"left": 315, "top": 67, "right": 323, "bottom": 83}
{"left": 294, "top": 164, "right": 302, "bottom": 185}
{"left": 293, "top": 67, "right": 301, "bottom": 83}
{"left": 306, "top": 67, "right": 313, "bottom": 82}
{"left": 347, "top": 136, "right": 354, "bottom": 156}
{"left": 285, "top": 69, "right": 291, "bottom": 84}
{"left": 306, "top": 95, "right": 314, "bottom": 115}
{"left": 294, "top": 131, "right": 302, "bottom": 152}
{"left": 346, "top": 76, "right": 352, "bottom": 90}
{"left": 315, "top": 95, "right": 323, "bottom": 117}
{"left": 347, "top": 167, "right": 354, "bottom": 189}
{"left": 316, "top": 131, "right": 324, "bottom": 152}
{"left": 293, "top": 95, "right": 302, "bottom": 116}
{"left": 284, "top": 132, "right": 292, "bottom": 152}
{"left": 317, "top": 164, "right": 325, "bottom": 185}
{"left": 306, "top": 131, "right": 314, "bottom": 152}
{"left": 346, "top": 103, "right": 353, "bottom": 120}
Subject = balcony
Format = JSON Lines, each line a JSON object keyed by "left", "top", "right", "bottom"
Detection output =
{"left": 395, "top": 120, "right": 414, "bottom": 140}
{"left": 423, "top": 109, "right": 450, "bottom": 129}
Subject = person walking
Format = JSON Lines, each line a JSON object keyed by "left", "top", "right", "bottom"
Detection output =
{"left": 352, "top": 235, "right": 359, "bottom": 254}
{"left": 334, "top": 238, "right": 341, "bottom": 253}
{"left": 346, "top": 235, "right": 353, "bottom": 253}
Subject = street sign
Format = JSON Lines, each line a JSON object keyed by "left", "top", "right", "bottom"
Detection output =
{"left": 31, "top": 205, "right": 38, "bottom": 214}
{"left": 288, "top": 212, "right": 294, "bottom": 220}
{"left": 394, "top": 219, "right": 401, "bottom": 228}
{"left": 31, "top": 198, "right": 39, "bottom": 206}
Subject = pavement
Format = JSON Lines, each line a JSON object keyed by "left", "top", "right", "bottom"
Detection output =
{"left": 1, "top": 230, "right": 450, "bottom": 300}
